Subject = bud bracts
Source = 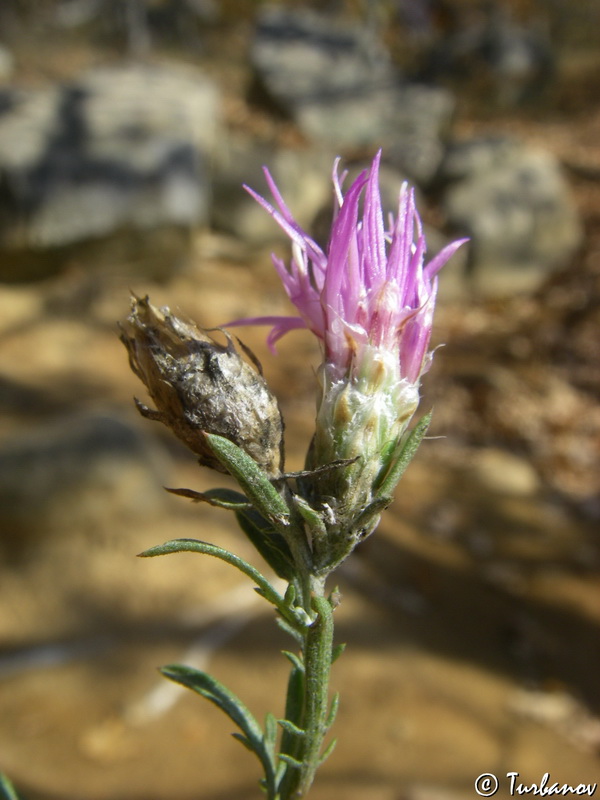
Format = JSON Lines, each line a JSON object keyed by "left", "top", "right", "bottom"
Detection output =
{"left": 309, "top": 347, "right": 419, "bottom": 504}
{"left": 120, "top": 296, "right": 283, "bottom": 477}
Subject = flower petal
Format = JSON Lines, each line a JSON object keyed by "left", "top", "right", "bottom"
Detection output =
{"left": 225, "top": 315, "right": 308, "bottom": 353}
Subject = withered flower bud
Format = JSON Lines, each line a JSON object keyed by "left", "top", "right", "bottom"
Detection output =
{"left": 120, "top": 296, "right": 284, "bottom": 477}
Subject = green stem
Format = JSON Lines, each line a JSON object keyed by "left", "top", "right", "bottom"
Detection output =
{"left": 298, "top": 595, "right": 334, "bottom": 796}
{"left": 278, "top": 593, "right": 335, "bottom": 799}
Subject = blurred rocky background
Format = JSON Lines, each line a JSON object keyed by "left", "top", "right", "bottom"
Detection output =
{"left": 0, "top": 1, "right": 599, "bottom": 798}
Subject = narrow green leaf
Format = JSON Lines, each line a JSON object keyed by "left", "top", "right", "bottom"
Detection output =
{"left": 331, "top": 643, "right": 346, "bottom": 663}
{"left": 326, "top": 692, "right": 340, "bottom": 729}
{"left": 162, "top": 664, "right": 263, "bottom": 740}
{"left": 281, "top": 650, "right": 304, "bottom": 673}
{"left": 264, "top": 712, "right": 278, "bottom": 753}
{"left": 276, "top": 617, "right": 304, "bottom": 645}
{"left": 161, "top": 664, "right": 276, "bottom": 792}
{"left": 351, "top": 496, "right": 392, "bottom": 539}
{"left": 231, "top": 732, "right": 254, "bottom": 752}
{"left": 278, "top": 652, "right": 305, "bottom": 784}
{"left": 0, "top": 775, "right": 22, "bottom": 800}
{"left": 278, "top": 754, "right": 303, "bottom": 770}
{"left": 139, "top": 538, "right": 303, "bottom": 629}
{"left": 292, "top": 494, "right": 327, "bottom": 547}
{"left": 205, "top": 433, "right": 291, "bottom": 529}
{"left": 375, "top": 411, "right": 432, "bottom": 498}
{"left": 284, "top": 583, "right": 297, "bottom": 605}
{"left": 235, "top": 509, "right": 295, "bottom": 581}
{"left": 167, "top": 488, "right": 297, "bottom": 582}
{"left": 319, "top": 738, "right": 337, "bottom": 766}
{"left": 278, "top": 719, "right": 305, "bottom": 737}
{"left": 282, "top": 659, "right": 305, "bottom": 730}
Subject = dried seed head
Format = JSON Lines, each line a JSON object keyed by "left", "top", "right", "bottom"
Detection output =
{"left": 120, "top": 296, "right": 284, "bottom": 477}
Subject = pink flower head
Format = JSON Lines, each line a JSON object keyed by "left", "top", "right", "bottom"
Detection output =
{"left": 231, "top": 152, "right": 467, "bottom": 385}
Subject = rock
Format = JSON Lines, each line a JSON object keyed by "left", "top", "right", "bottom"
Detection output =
{"left": 211, "top": 135, "right": 334, "bottom": 244}
{"left": 297, "top": 81, "right": 453, "bottom": 185}
{"left": 0, "top": 414, "right": 170, "bottom": 562}
{"left": 250, "top": 6, "right": 454, "bottom": 185}
{"left": 441, "top": 136, "right": 582, "bottom": 296}
{"left": 421, "top": 2, "right": 555, "bottom": 108}
{"left": 55, "top": 0, "right": 219, "bottom": 54}
{"left": 251, "top": 5, "right": 394, "bottom": 117}
{"left": 384, "top": 84, "right": 455, "bottom": 185}
{"left": 0, "top": 62, "right": 221, "bottom": 281}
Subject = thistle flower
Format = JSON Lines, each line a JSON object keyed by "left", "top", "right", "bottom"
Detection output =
{"left": 121, "top": 296, "right": 284, "bottom": 478}
{"left": 230, "top": 152, "right": 466, "bottom": 572}
{"left": 236, "top": 151, "right": 464, "bottom": 380}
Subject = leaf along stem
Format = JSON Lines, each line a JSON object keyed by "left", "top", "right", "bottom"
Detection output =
{"left": 139, "top": 538, "right": 306, "bottom": 632}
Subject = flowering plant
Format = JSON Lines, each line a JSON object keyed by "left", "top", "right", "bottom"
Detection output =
{"left": 233, "top": 151, "right": 466, "bottom": 573}
{"left": 117, "top": 152, "right": 464, "bottom": 799}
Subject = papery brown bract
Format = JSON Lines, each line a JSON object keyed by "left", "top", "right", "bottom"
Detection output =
{"left": 120, "top": 296, "right": 284, "bottom": 477}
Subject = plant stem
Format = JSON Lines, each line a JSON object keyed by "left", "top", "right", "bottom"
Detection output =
{"left": 278, "top": 592, "right": 335, "bottom": 799}
{"left": 298, "top": 595, "right": 334, "bottom": 796}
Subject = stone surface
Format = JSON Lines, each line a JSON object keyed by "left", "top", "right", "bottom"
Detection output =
{"left": 420, "top": 2, "right": 556, "bottom": 108}
{"left": 0, "top": 62, "right": 220, "bottom": 280}
{"left": 441, "top": 136, "right": 582, "bottom": 296}
{"left": 384, "top": 83, "right": 455, "bottom": 185}
{"left": 251, "top": 5, "right": 393, "bottom": 115}
{"left": 250, "top": 6, "right": 454, "bottom": 184}
{"left": 211, "top": 135, "right": 334, "bottom": 243}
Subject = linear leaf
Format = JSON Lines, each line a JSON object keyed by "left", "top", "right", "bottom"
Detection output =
{"left": 0, "top": 776, "right": 22, "bottom": 800}
{"left": 276, "top": 616, "right": 304, "bottom": 645}
{"left": 292, "top": 494, "right": 327, "bottom": 548}
{"left": 232, "top": 732, "right": 254, "bottom": 752}
{"left": 278, "top": 652, "right": 305, "bottom": 789}
{"left": 139, "top": 538, "right": 302, "bottom": 629}
{"left": 351, "top": 496, "right": 391, "bottom": 539}
{"left": 319, "top": 738, "right": 337, "bottom": 766}
{"left": 235, "top": 508, "right": 295, "bottom": 581}
{"left": 161, "top": 664, "right": 276, "bottom": 793}
{"left": 326, "top": 692, "right": 340, "bottom": 729}
{"left": 331, "top": 643, "right": 346, "bottom": 663}
{"left": 278, "top": 719, "right": 305, "bottom": 737}
{"left": 205, "top": 433, "right": 291, "bottom": 529}
{"left": 375, "top": 411, "right": 432, "bottom": 498}
{"left": 264, "top": 711, "right": 278, "bottom": 755}
{"left": 281, "top": 650, "right": 304, "bottom": 673}
{"left": 278, "top": 754, "right": 303, "bottom": 769}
